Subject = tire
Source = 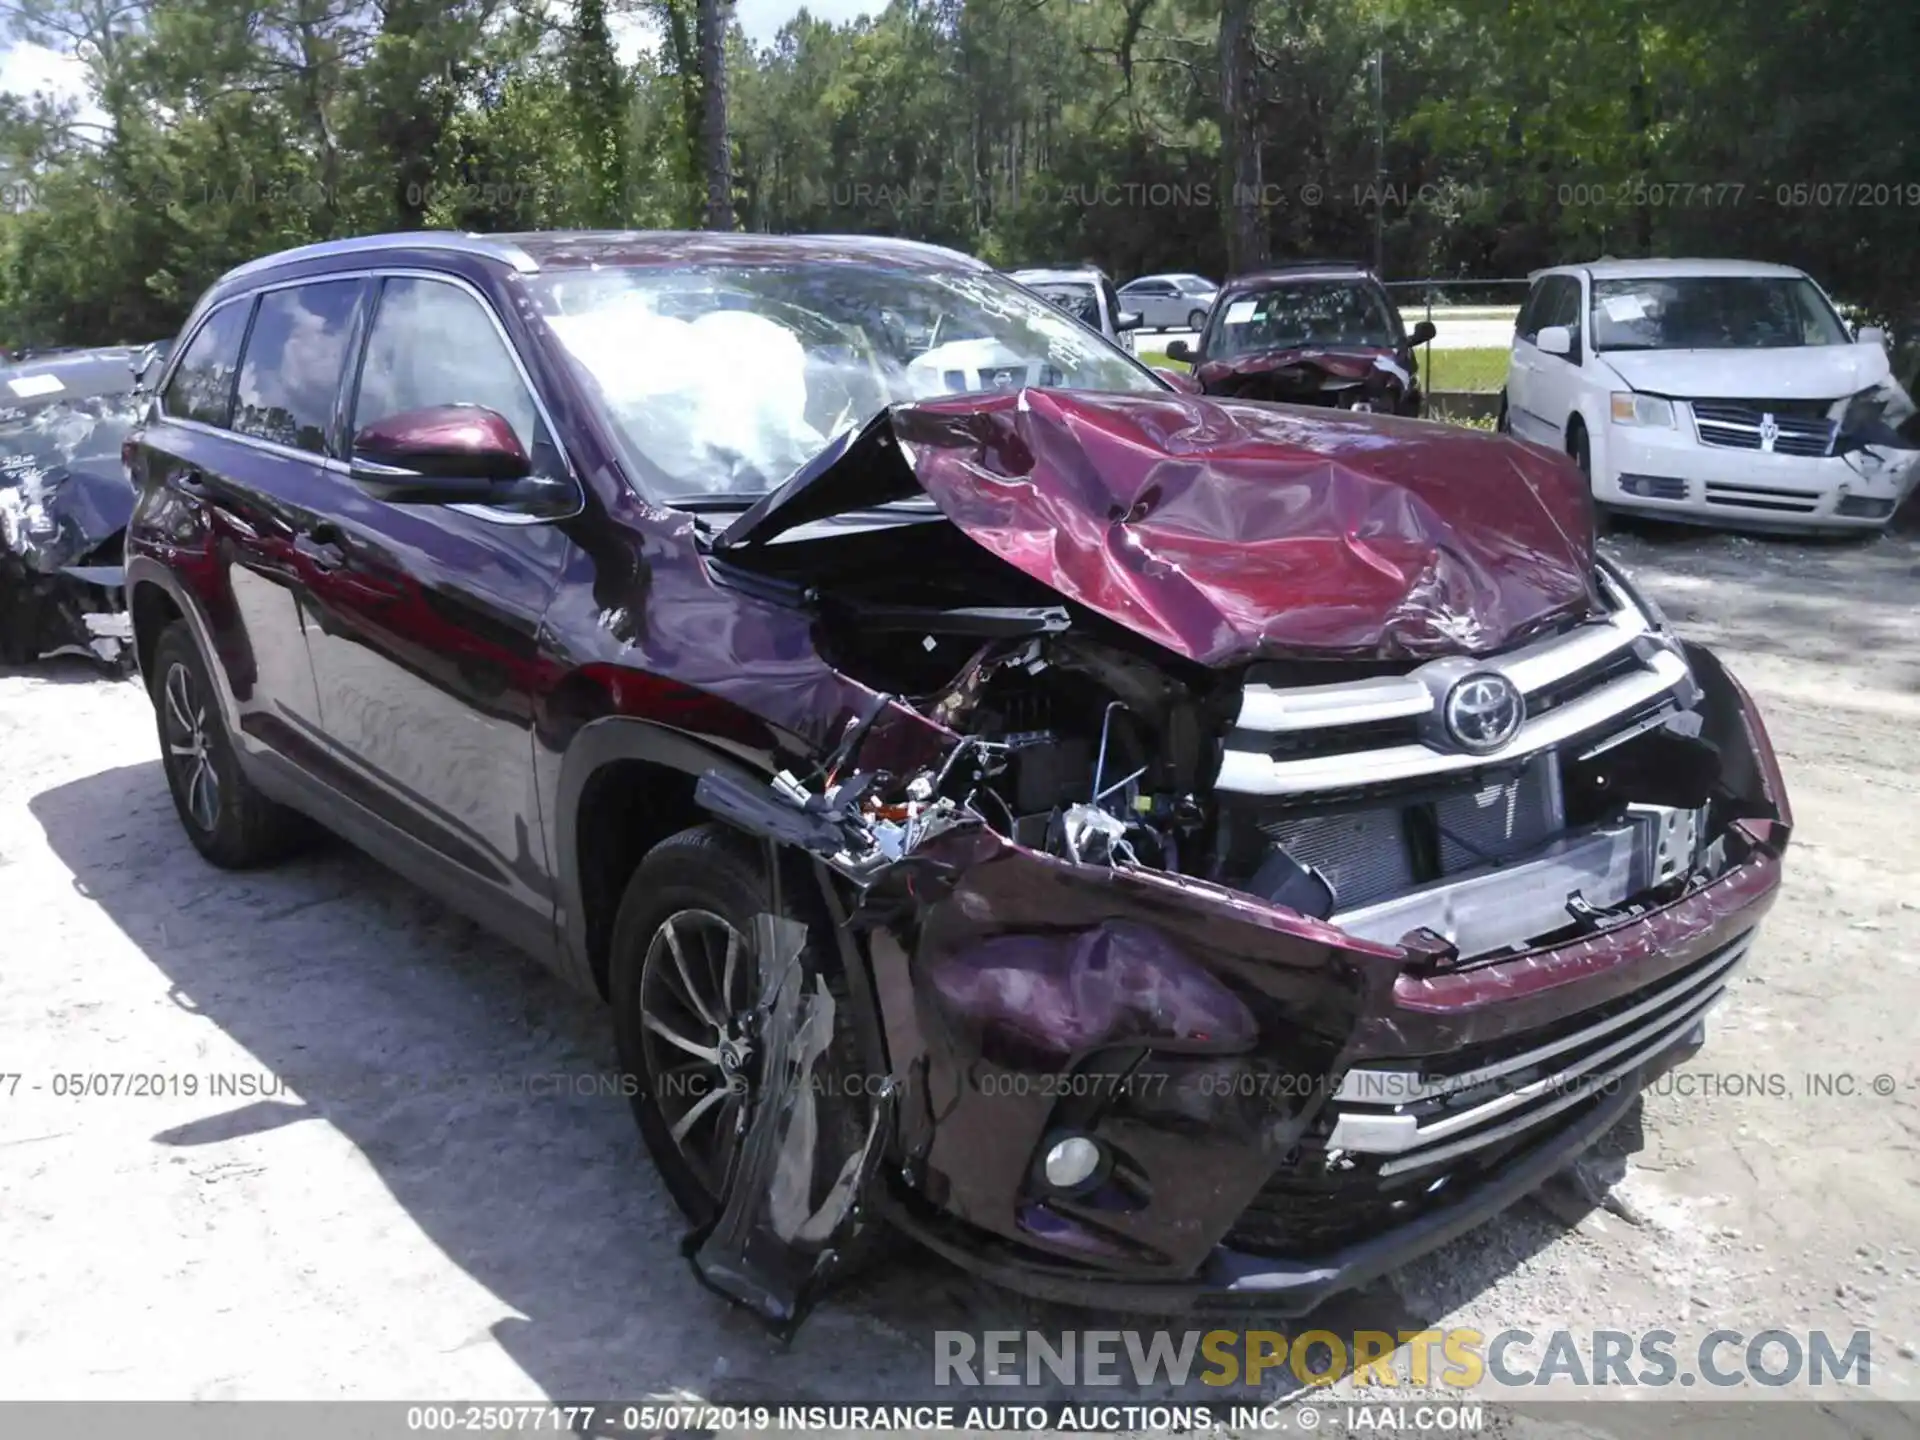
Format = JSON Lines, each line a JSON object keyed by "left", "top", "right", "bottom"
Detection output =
{"left": 150, "top": 622, "right": 311, "bottom": 868}
{"left": 609, "top": 823, "right": 879, "bottom": 1246}
{"left": 1187, "top": 308, "right": 1208, "bottom": 332}
{"left": 1566, "top": 419, "right": 1612, "bottom": 534}
{"left": 1495, "top": 390, "right": 1510, "bottom": 434}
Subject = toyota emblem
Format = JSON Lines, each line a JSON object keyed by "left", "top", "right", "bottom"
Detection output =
{"left": 1758, "top": 412, "right": 1780, "bottom": 452}
{"left": 1444, "top": 673, "right": 1525, "bottom": 754}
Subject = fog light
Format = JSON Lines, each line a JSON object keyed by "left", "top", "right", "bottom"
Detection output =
{"left": 1836, "top": 495, "right": 1895, "bottom": 519}
{"left": 1042, "top": 1135, "right": 1104, "bottom": 1190}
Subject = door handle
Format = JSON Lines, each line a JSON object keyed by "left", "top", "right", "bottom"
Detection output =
{"left": 295, "top": 528, "right": 348, "bottom": 572}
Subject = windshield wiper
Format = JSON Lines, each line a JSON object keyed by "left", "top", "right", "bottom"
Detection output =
{"left": 672, "top": 494, "right": 771, "bottom": 513}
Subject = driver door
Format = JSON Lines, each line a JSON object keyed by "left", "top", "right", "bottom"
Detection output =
{"left": 296, "top": 272, "right": 578, "bottom": 954}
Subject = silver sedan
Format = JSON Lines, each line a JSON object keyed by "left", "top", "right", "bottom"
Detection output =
{"left": 1117, "top": 273, "right": 1219, "bottom": 332}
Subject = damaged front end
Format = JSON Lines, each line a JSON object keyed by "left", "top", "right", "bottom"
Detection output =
{"left": 1195, "top": 346, "right": 1419, "bottom": 415}
{"left": 680, "top": 389, "right": 1788, "bottom": 1321}
{"left": 0, "top": 346, "right": 164, "bottom": 669}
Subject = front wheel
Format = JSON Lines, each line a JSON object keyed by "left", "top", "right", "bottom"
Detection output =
{"left": 609, "top": 824, "right": 879, "bottom": 1242}
{"left": 1187, "top": 308, "right": 1209, "bottom": 331}
{"left": 1566, "top": 420, "right": 1611, "bottom": 534}
{"left": 1495, "top": 390, "right": 1510, "bottom": 433}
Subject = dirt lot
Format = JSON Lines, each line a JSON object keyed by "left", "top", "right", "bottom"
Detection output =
{"left": 2, "top": 523, "right": 1917, "bottom": 1409}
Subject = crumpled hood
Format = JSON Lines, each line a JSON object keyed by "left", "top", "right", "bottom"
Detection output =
{"left": 1195, "top": 345, "right": 1408, "bottom": 389}
{"left": 1601, "top": 342, "right": 1892, "bottom": 400}
{"left": 719, "top": 388, "right": 1600, "bottom": 665}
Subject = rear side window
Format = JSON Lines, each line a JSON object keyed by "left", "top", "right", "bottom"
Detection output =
{"left": 232, "top": 280, "right": 365, "bottom": 455}
{"left": 163, "top": 302, "right": 250, "bottom": 427}
{"left": 351, "top": 277, "right": 543, "bottom": 456}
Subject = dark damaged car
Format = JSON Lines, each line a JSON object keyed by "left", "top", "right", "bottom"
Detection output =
{"left": 1168, "top": 262, "right": 1436, "bottom": 414}
{"left": 123, "top": 232, "right": 1789, "bottom": 1329}
{"left": 0, "top": 343, "right": 167, "bottom": 666}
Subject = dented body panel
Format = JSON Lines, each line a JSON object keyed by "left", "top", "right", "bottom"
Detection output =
{"left": 723, "top": 389, "right": 1602, "bottom": 663}
{"left": 0, "top": 346, "right": 160, "bottom": 666}
{"left": 122, "top": 231, "right": 1790, "bottom": 1326}
{"left": 1195, "top": 345, "right": 1417, "bottom": 414}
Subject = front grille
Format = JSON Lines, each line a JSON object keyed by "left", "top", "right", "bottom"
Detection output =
{"left": 1224, "top": 932, "right": 1751, "bottom": 1257}
{"left": 1329, "top": 931, "right": 1751, "bottom": 1176}
{"left": 1703, "top": 482, "right": 1820, "bottom": 514}
{"left": 1692, "top": 399, "right": 1837, "bottom": 457}
{"left": 1216, "top": 574, "right": 1691, "bottom": 799}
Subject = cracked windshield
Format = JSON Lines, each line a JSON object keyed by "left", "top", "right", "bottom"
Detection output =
{"left": 535, "top": 264, "right": 1159, "bottom": 501}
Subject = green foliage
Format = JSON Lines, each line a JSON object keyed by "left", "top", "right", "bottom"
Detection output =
{"left": 0, "top": 0, "right": 1912, "bottom": 348}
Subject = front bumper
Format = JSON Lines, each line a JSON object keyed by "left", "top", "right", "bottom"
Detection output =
{"left": 1597, "top": 421, "right": 1918, "bottom": 529}
{"left": 862, "top": 649, "right": 1789, "bottom": 1313}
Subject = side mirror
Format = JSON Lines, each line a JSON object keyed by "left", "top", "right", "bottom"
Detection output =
{"left": 1409, "top": 320, "right": 1437, "bottom": 347}
{"left": 131, "top": 340, "right": 171, "bottom": 393}
{"left": 1164, "top": 339, "right": 1195, "bottom": 362}
{"left": 1155, "top": 367, "right": 1203, "bottom": 395}
{"left": 1858, "top": 326, "right": 1887, "bottom": 348}
{"left": 350, "top": 404, "right": 532, "bottom": 504}
{"left": 1117, "top": 311, "right": 1143, "bottom": 332}
{"left": 1536, "top": 325, "right": 1573, "bottom": 357}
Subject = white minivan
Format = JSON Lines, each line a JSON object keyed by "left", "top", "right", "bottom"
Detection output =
{"left": 1501, "top": 259, "right": 1917, "bottom": 530}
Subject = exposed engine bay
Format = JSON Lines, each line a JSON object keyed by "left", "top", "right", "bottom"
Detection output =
{"left": 698, "top": 383, "right": 1755, "bottom": 966}
{"left": 706, "top": 555, "right": 1736, "bottom": 965}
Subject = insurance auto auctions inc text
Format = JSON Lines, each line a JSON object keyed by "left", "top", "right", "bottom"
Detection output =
{"left": 935, "top": 1327, "right": 1875, "bottom": 1391}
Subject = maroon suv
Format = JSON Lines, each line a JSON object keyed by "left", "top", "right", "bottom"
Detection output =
{"left": 1167, "top": 261, "right": 1437, "bottom": 414}
{"left": 124, "top": 230, "right": 1789, "bottom": 1329}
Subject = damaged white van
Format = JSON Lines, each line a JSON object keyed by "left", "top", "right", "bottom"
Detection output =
{"left": 1501, "top": 258, "right": 1918, "bottom": 531}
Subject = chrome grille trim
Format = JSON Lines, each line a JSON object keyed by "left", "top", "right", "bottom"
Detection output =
{"left": 1233, "top": 579, "right": 1651, "bottom": 736}
{"left": 1325, "top": 931, "right": 1753, "bottom": 1175}
{"left": 1690, "top": 400, "right": 1836, "bottom": 458}
{"left": 1334, "top": 934, "right": 1750, "bottom": 1108}
{"left": 1372, "top": 995, "right": 1718, "bottom": 1177}
{"left": 1216, "top": 648, "right": 1690, "bottom": 796}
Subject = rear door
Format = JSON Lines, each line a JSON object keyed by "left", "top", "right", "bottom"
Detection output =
{"left": 1126, "top": 280, "right": 1173, "bottom": 329}
{"left": 142, "top": 285, "right": 359, "bottom": 756}
{"left": 297, "top": 271, "right": 577, "bottom": 954}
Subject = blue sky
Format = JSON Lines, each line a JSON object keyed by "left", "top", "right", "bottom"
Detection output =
{"left": 0, "top": 0, "right": 883, "bottom": 117}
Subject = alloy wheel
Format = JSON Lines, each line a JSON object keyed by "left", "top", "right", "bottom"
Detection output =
{"left": 636, "top": 908, "right": 759, "bottom": 1197}
{"left": 162, "top": 661, "right": 221, "bottom": 833}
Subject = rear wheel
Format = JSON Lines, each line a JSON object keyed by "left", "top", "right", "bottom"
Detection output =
{"left": 150, "top": 622, "right": 310, "bottom": 867}
{"left": 609, "top": 823, "right": 878, "bottom": 1241}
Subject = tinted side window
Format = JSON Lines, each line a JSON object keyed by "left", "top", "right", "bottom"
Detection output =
{"left": 351, "top": 277, "right": 548, "bottom": 466}
{"left": 162, "top": 301, "right": 250, "bottom": 427}
{"left": 232, "top": 280, "right": 364, "bottom": 455}
{"left": 1516, "top": 280, "right": 1548, "bottom": 342}
{"left": 1540, "top": 276, "right": 1584, "bottom": 353}
{"left": 1101, "top": 279, "right": 1124, "bottom": 328}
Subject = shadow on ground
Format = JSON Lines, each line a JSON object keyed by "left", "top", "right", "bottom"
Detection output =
{"left": 29, "top": 757, "right": 1615, "bottom": 1405}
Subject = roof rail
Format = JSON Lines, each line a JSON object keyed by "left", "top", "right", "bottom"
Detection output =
{"left": 1260, "top": 258, "right": 1369, "bottom": 272}
{"left": 219, "top": 231, "right": 540, "bottom": 285}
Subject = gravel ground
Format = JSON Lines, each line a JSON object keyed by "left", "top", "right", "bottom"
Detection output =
{"left": 1, "top": 523, "right": 1917, "bottom": 1412}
